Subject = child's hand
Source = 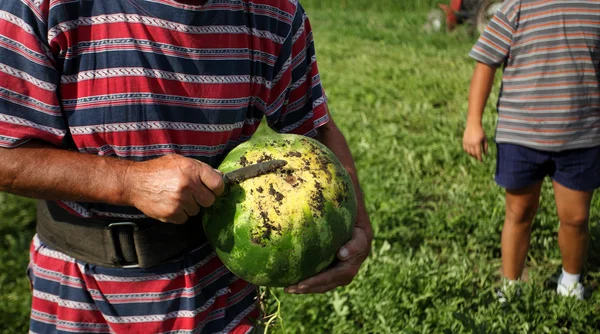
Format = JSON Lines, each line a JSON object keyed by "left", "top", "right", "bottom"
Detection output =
{"left": 463, "top": 124, "right": 488, "bottom": 162}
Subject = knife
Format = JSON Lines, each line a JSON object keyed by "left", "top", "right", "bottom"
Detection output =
{"left": 222, "top": 159, "right": 288, "bottom": 187}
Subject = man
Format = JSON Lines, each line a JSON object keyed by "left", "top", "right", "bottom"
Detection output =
{"left": 0, "top": 0, "right": 372, "bottom": 332}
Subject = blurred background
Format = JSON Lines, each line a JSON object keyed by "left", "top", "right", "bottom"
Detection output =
{"left": 2, "top": 1, "right": 600, "bottom": 333}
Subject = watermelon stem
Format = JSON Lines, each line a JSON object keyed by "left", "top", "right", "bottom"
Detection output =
{"left": 261, "top": 287, "right": 284, "bottom": 334}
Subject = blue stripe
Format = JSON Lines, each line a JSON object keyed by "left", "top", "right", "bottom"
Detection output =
{"left": 32, "top": 277, "right": 95, "bottom": 304}
{"left": 0, "top": 50, "right": 59, "bottom": 89}
{"left": 62, "top": 51, "right": 252, "bottom": 77}
{"left": 30, "top": 318, "right": 59, "bottom": 334}
{"left": 0, "top": 99, "right": 63, "bottom": 125}
{"left": 92, "top": 271, "right": 234, "bottom": 317}
{"left": 204, "top": 288, "right": 257, "bottom": 333}
{"left": 64, "top": 105, "right": 253, "bottom": 126}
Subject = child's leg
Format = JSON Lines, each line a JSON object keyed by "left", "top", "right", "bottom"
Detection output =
{"left": 553, "top": 181, "right": 593, "bottom": 275}
{"left": 501, "top": 182, "right": 543, "bottom": 280}
{"left": 552, "top": 145, "right": 600, "bottom": 279}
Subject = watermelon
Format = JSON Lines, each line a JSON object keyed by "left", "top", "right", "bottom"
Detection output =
{"left": 202, "top": 133, "right": 357, "bottom": 287}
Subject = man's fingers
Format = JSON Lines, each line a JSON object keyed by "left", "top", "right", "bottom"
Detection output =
{"left": 286, "top": 265, "right": 341, "bottom": 293}
{"left": 284, "top": 264, "right": 356, "bottom": 294}
{"left": 191, "top": 184, "right": 216, "bottom": 208}
{"left": 182, "top": 197, "right": 201, "bottom": 217}
{"left": 282, "top": 228, "right": 368, "bottom": 294}
{"left": 166, "top": 211, "right": 188, "bottom": 225}
{"left": 196, "top": 161, "right": 225, "bottom": 196}
{"left": 294, "top": 282, "right": 343, "bottom": 294}
{"left": 338, "top": 228, "right": 369, "bottom": 263}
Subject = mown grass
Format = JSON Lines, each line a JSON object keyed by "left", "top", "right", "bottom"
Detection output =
{"left": 258, "top": 5, "right": 600, "bottom": 334}
{"left": 2, "top": 2, "right": 600, "bottom": 334}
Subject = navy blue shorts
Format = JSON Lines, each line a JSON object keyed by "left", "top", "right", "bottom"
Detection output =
{"left": 495, "top": 143, "right": 600, "bottom": 191}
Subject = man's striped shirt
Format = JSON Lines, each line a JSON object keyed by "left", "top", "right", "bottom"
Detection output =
{"left": 0, "top": 0, "right": 329, "bottom": 218}
{"left": 469, "top": 0, "right": 600, "bottom": 151}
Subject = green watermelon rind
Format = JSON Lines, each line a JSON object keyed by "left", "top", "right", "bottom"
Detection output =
{"left": 203, "top": 133, "right": 357, "bottom": 287}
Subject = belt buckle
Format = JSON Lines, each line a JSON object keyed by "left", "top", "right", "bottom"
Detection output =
{"left": 107, "top": 222, "right": 140, "bottom": 269}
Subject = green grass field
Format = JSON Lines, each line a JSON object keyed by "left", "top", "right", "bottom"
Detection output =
{"left": 2, "top": 2, "right": 600, "bottom": 333}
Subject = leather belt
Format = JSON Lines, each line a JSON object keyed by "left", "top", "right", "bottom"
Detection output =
{"left": 36, "top": 201, "right": 206, "bottom": 268}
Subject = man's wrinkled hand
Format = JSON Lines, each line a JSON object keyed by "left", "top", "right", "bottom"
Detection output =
{"left": 284, "top": 224, "right": 371, "bottom": 294}
{"left": 124, "top": 154, "right": 224, "bottom": 224}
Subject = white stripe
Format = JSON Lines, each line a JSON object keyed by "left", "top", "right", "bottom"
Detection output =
{"left": 498, "top": 105, "right": 600, "bottom": 114}
{"left": 503, "top": 72, "right": 596, "bottom": 83}
{"left": 37, "top": 241, "right": 78, "bottom": 262}
{"left": 88, "top": 267, "right": 231, "bottom": 303}
{"left": 69, "top": 120, "right": 246, "bottom": 135}
{"left": 506, "top": 60, "right": 597, "bottom": 71}
{"left": 497, "top": 136, "right": 600, "bottom": 148}
{"left": 503, "top": 83, "right": 599, "bottom": 93}
{"left": 513, "top": 25, "right": 600, "bottom": 49}
{"left": 497, "top": 127, "right": 597, "bottom": 137}
{"left": 512, "top": 47, "right": 596, "bottom": 60}
{"left": 33, "top": 290, "right": 98, "bottom": 311}
{"left": 19, "top": 0, "right": 45, "bottom": 24}
{"left": 0, "top": 10, "right": 36, "bottom": 34}
{"left": 502, "top": 95, "right": 599, "bottom": 103}
{"left": 61, "top": 68, "right": 252, "bottom": 85}
{"left": 519, "top": 1, "right": 600, "bottom": 16}
{"left": 0, "top": 114, "right": 65, "bottom": 136}
{"left": 48, "top": 14, "right": 286, "bottom": 44}
{"left": 0, "top": 63, "right": 56, "bottom": 91}
{"left": 31, "top": 310, "right": 111, "bottom": 331}
{"left": 499, "top": 116, "right": 600, "bottom": 125}
{"left": 49, "top": 0, "right": 79, "bottom": 11}
{"left": 102, "top": 287, "right": 230, "bottom": 324}
{"left": 31, "top": 262, "right": 86, "bottom": 287}
{"left": 218, "top": 303, "right": 257, "bottom": 334}
{"left": 0, "top": 10, "right": 52, "bottom": 57}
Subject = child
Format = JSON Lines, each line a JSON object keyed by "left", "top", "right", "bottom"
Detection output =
{"left": 463, "top": 0, "right": 600, "bottom": 300}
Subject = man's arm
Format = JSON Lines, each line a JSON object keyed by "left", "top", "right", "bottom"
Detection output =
{"left": 316, "top": 118, "right": 373, "bottom": 242}
{"left": 0, "top": 141, "right": 224, "bottom": 224}
{"left": 463, "top": 62, "right": 497, "bottom": 162}
{"left": 285, "top": 116, "right": 372, "bottom": 294}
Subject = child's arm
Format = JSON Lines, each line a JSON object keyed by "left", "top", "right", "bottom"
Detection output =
{"left": 463, "top": 61, "right": 497, "bottom": 162}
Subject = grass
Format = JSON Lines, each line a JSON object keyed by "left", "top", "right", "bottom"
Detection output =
{"left": 2, "top": 2, "right": 600, "bottom": 333}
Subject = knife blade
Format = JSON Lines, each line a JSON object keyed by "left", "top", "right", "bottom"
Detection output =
{"left": 222, "top": 159, "right": 288, "bottom": 187}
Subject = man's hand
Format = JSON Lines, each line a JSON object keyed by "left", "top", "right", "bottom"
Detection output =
{"left": 124, "top": 154, "right": 224, "bottom": 224}
{"left": 463, "top": 124, "right": 488, "bottom": 162}
{"left": 284, "top": 212, "right": 372, "bottom": 294}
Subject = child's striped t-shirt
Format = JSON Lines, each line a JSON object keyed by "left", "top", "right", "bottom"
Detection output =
{"left": 470, "top": 0, "right": 600, "bottom": 151}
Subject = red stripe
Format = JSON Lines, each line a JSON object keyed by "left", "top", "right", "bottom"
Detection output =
{"left": 0, "top": 39, "right": 53, "bottom": 68}
{"left": 0, "top": 72, "right": 58, "bottom": 108}
{"left": 0, "top": 22, "right": 47, "bottom": 54}
{"left": 80, "top": 256, "right": 225, "bottom": 293}
{"left": 61, "top": 77, "right": 252, "bottom": 100}
{"left": 72, "top": 128, "right": 246, "bottom": 149}
{"left": 32, "top": 297, "right": 105, "bottom": 323}
{"left": 0, "top": 123, "right": 63, "bottom": 146}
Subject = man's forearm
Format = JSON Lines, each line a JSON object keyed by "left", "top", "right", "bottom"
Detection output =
{"left": 467, "top": 62, "right": 497, "bottom": 126}
{"left": 0, "top": 141, "right": 132, "bottom": 205}
{"left": 316, "top": 117, "right": 373, "bottom": 242}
